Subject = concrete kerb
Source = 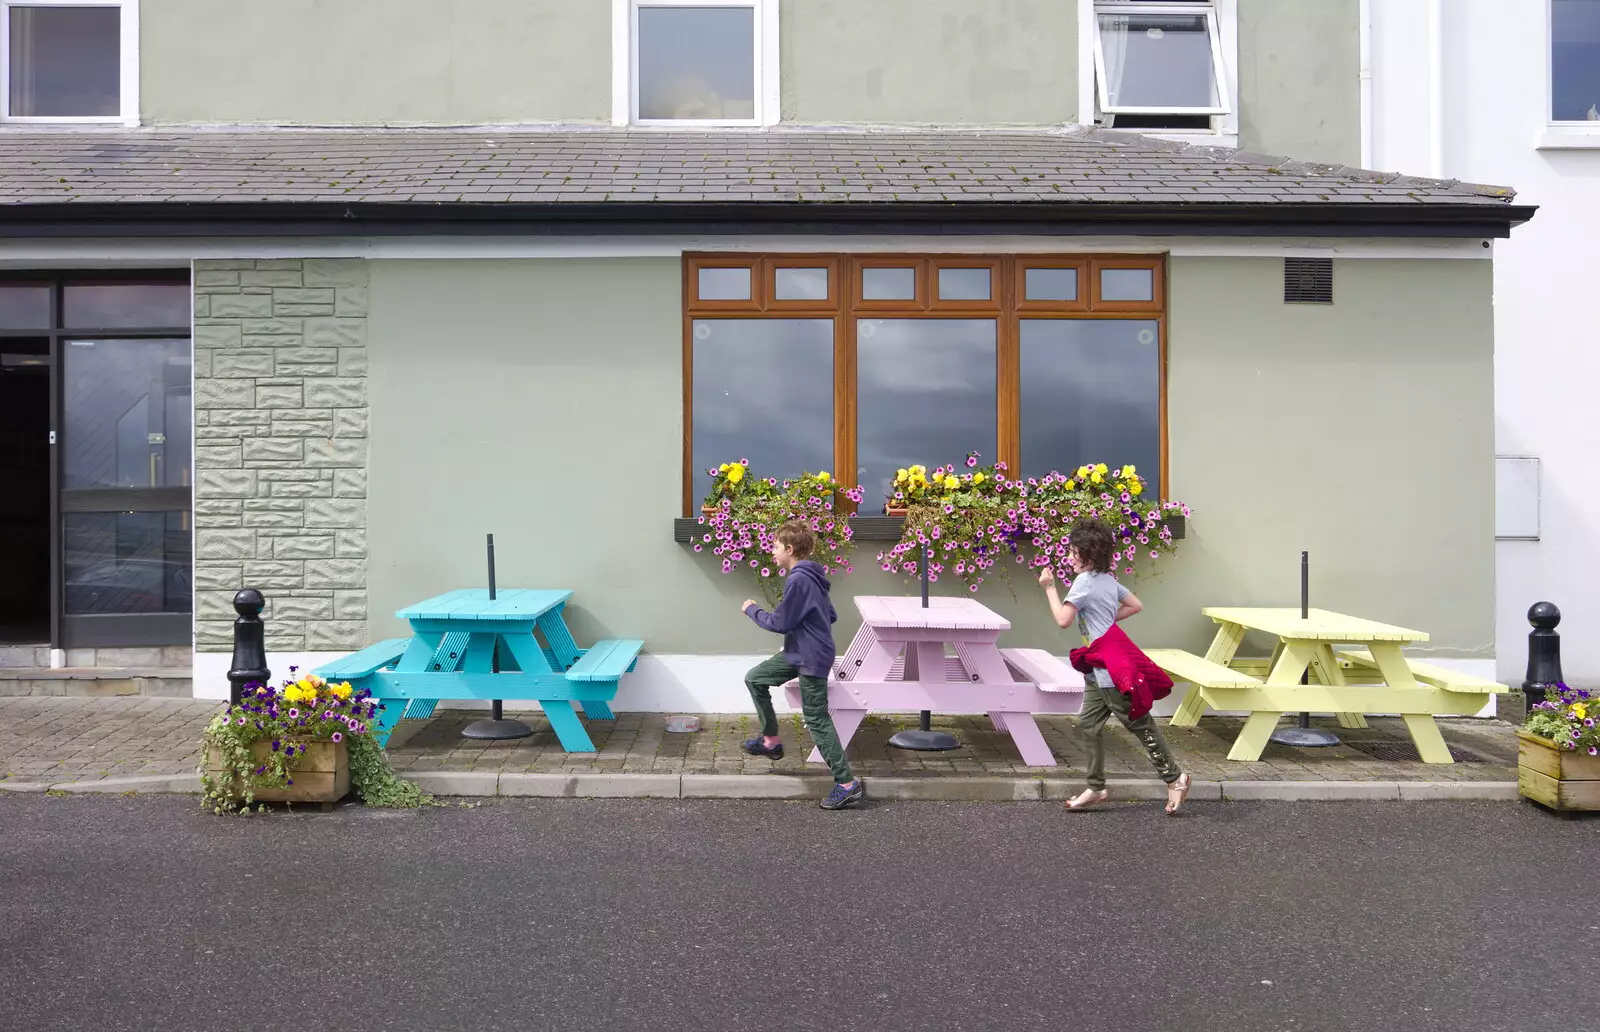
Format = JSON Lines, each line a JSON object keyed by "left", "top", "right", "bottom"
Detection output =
{"left": 52, "top": 774, "right": 203, "bottom": 795}
{"left": 0, "top": 773, "right": 1523, "bottom": 803}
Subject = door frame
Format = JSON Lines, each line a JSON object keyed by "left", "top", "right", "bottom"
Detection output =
{"left": 0, "top": 269, "right": 192, "bottom": 650}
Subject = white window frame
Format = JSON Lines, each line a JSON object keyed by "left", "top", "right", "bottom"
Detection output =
{"left": 612, "top": 0, "right": 779, "bottom": 129}
{"left": 1078, "top": 0, "right": 1237, "bottom": 146}
{"left": 1540, "top": 0, "right": 1600, "bottom": 149}
{"left": 0, "top": 0, "right": 137, "bottom": 126}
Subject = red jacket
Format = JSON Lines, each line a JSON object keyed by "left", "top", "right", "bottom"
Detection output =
{"left": 1069, "top": 624, "right": 1174, "bottom": 721}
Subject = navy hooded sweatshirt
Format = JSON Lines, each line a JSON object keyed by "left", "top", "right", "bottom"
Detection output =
{"left": 745, "top": 560, "right": 838, "bottom": 677}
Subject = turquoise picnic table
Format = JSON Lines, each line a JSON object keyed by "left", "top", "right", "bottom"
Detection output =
{"left": 312, "top": 588, "right": 642, "bottom": 753}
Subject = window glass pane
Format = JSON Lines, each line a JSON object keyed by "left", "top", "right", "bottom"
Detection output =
{"left": 937, "top": 267, "right": 991, "bottom": 302}
{"left": 637, "top": 5, "right": 755, "bottom": 120}
{"left": 1100, "top": 268, "right": 1154, "bottom": 302}
{"left": 64, "top": 511, "right": 192, "bottom": 615}
{"left": 862, "top": 267, "right": 916, "bottom": 301}
{"left": 1020, "top": 320, "right": 1160, "bottom": 486}
{"left": 692, "top": 320, "right": 833, "bottom": 501}
{"left": 774, "top": 267, "right": 829, "bottom": 301}
{"left": 1024, "top": 267, "right": 1078, "bottom": 302}
{"left": 696, "top": 267, "right": 752, "bottom": 302}
{"left": 63, "top": 338, "right": 192, "bottom": 489}
{"left": 64, "top": 283, "right": 191, "bottom": 329}
{"left": 857, "top": 319, "right": 996, "bottom": 510}
{"left": 0, "top": 284, "right": 52, "bottom": 328}
{"left": 7, "top": 5, "right": 121, "bottom": 118}
{"left": 1552, "top": 0, "right": 1600, "bottom": 121}
{"left": 1097, "top": 11, "right": 1220, "bottom": 110}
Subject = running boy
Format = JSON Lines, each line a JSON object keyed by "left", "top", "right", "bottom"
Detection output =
{"left": 740, "top": 520, "right": 865, "bottom": 811}
{"left": 1038, "top": 519, "right": 1191, "bottom": 814}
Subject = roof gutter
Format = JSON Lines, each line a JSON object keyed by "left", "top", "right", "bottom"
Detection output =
{"left": 0, "top": 200, "right": 1538, "bottom": 240}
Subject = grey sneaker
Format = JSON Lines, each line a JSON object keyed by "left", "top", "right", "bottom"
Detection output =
{"left": 820, "top": 780, "right": 866, "bottom": 810}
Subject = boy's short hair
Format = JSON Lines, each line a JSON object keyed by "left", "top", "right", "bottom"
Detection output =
{"left": 775, "top": 521, "right": 816, "bottom": 560}
{"left": 1067, "top": 519, "right": 1116, "bottom": 573}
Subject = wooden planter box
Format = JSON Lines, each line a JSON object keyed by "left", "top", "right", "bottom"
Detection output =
{"left": 205, "top": 739, "right": 350, "bottom": 805}
{"left": 1517, "top": 730, "right": 1600, "bottom": 811}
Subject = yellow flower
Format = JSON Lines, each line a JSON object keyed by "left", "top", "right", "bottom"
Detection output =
{"left": 1065, "top": 480, "right": 1077, "bottom": 490}
{"left": 1121, "top": 464, "right": 1137, "bottom": 478}
{"left": 330, "top": 683, "right": 353, "bottom": 700}
{"left": 816, "top": 470, "right": 830, "bottom": 482}
{"left": 1090, "top": 472, "right": 1104, "bottom": 485}
{"left": 727, "top": 464, "right": 744, "bottom": 484}
{"left": 1573, "top": 703, "right": 1589, "bottom": 720}
{"left": 896, "top": 468, "right": 908, "bottom": 481}
{"left": 1095, "top": 463, "right": 1108, "bottom": 474}
{"left": 972, "top": 472, "right": 985, "bottom": 485}
{"left": 282, "top": 685, "right": 303, "bottom": 703}
{"left": 1076, "top": 465, "right": 1091, "bottom": 479}
{"left": 1130, "top": 482, "right": 1143, "bottom": 496}
{"left": 944, "top": 475, "right": 960, "bottom": 490}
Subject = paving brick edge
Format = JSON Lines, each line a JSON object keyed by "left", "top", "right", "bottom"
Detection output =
{"left": 0, "top": 773, "right": 1522, "bottom": 803}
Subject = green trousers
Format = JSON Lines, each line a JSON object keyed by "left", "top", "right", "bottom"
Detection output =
{"left": 745, "top": 655, "right": 855, "bottom": 784}
{"left": 1078, "top": 674, "right": 1182, "bottom": 789}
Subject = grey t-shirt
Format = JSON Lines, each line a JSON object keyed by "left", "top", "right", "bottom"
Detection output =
{"left": 1067, "top": 571, "right": 1129, "bottom": 687}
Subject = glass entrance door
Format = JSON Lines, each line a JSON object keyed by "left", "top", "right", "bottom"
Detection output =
{"left": 61, "top": 336, "right": 193, "bottom": 645}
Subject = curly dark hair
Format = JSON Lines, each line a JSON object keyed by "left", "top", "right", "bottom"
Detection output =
{"left": 1067, "top": 519, "right": 1116, "bottom": 574}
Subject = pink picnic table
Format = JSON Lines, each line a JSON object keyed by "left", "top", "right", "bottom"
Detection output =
{"left": 783, "top": 595, "right": 1086, "bottom": 767}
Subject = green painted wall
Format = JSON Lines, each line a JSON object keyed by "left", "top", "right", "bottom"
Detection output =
{"left": 781, "top": 0, "right": 1076, "bottom": 125}
{"left": 1162, "top": 256, "right": 1494, "bottom": 658}
{"left": 365, "top": 254, "right": 1492, "bottom": 661}
{"left": 140, "top": 0, "right": 611, "bottom": 125}
{"left": 1237, "top": 0, "right": 1362, "bottom": 165}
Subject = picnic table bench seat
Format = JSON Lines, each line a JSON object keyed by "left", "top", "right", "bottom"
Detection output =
{"left": 1333, "top": 648, "right": 1509, "bottom": 694}
{"left": 1143, "top": 648, "right": 1265, "bottom": 688}
{"left": 998, "top": 648, "right": 1082, "bottom": 693}
{"left": 564, "top": 638, "right": 643, "bottom": 682}
{"left": 313, "top": 638, "right": 409, "bottom": 681}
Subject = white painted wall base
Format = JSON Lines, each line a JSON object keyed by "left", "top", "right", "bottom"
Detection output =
{"left": 192, "top": 652, "right": 1500, "bottom": 718}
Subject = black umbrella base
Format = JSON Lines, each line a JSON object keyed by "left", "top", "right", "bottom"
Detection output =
{"left": 1269, "top": 725, "right": 1341, "bottom": 748}
{"left": 461, "top": 718, "right": 534, "bottom": 741}
{"left": 888, "top": 728, "right": 962, "bottom": 751}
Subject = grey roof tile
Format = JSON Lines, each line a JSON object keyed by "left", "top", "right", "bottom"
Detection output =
{"left": 0, "top": 125, "right": 1519, "bottom": 208}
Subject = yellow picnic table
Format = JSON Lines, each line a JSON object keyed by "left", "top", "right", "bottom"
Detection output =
{"left": 1146, "top": 607, "right": 1508, "bottom": 764}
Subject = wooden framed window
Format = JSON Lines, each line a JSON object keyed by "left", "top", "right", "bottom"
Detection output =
{"left": 766, "top": 256, "right": 841, "bottom": 312}
{"left": 683, "top": 253, "right": 1167, "bottom": 515}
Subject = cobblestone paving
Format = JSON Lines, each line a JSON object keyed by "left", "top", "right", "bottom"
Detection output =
{"left": 0, "top": 698, "right": 1520, "bottom": 785}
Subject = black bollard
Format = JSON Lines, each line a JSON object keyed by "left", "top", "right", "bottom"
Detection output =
{"left": 1523, "top": 602, "right": 1563, "bottom": 709}
{"left": 226, "top": 589, "right": 270, "bottom": 707}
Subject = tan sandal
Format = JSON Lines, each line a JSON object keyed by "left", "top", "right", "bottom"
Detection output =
{"left": 1165, "top": 773, "right": 1192, "bottom": 815}
{"left": 1065, "top": 787, "right": 1109, "bottom": 811}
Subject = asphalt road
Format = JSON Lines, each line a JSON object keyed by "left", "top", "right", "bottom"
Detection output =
{"left": 2, "top": 794, "right": 1594, "bottom": 1032}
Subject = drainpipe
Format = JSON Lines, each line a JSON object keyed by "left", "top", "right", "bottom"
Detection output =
{"left": 1358, "top": 0, "right": 1373, "bottom": 168}
{"left": 1428, "top": 0, "right": 1444, "bottom": 178}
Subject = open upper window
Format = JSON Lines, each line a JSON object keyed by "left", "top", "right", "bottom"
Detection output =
{"left": 1083, "top": 0, "right": 1236, "bottom": 139}
{"left": 1, "top": 0, "right": 137, "bottom": 123}
{"left": 614, "top": 0, "right": 779, "bottom": 127}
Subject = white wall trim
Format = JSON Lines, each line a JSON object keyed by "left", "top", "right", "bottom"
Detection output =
{"left": 610, "top": 0, "right": 630, "bottom": 127}
{"left": 192, "top": 651, "right": 1501, "bottom": 719}
{"left": 0, "top": 235, "right": 1494, "bottom": 266}
{"left": 0, "top": 0, "right": 138, "bottom": 125}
